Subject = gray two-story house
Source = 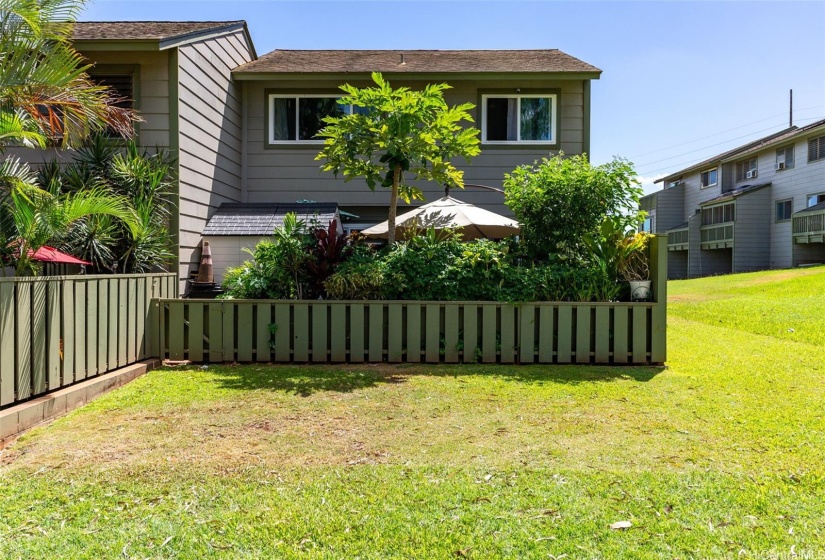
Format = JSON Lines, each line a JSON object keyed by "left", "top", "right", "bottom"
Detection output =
{"left": 13, "top": 20, "right": 602, "bottom": 288}
{"left": 641, "top": 118, "right": 825, "bottom": 279}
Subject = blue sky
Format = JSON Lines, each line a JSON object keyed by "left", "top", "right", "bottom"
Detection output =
{"left": 82, "top": 0, "right": 825, "bottom": 193}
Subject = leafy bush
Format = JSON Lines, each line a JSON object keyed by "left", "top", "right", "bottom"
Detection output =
{"left": 504, "top": 154, "right": 644, "bottom": 264}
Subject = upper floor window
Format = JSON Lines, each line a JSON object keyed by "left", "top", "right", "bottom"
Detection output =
{"left": 809, "top": 135, "right": 825, "bottom": 163}
{"left": 700, "top": 168, "right": 718, "bottom": 189}
{"left": 701, "top": 202, "right": 735, "bottom": 226}
{"left": 641, "top": 211, "right": 655, "bottom": 233}
{"left": 90, "top": 74, "right": 135, "bottom": 138}
{"left": 481, "top": 94, "right": 557, "bottom": 144}
{"left": 775, "top": 145, "right": 794, "bottom": 170}
{"left": 268, "top": 94, "right": 364, "bottom": 144}
{"left": 735, "top": 157, "right": 758, "bottom": 181}
{"left": 807, "top": 192, "right": 825, "bottom": 208}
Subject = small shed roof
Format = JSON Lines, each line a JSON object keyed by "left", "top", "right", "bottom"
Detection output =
{"left": 202, "top": 203, "right": 338, "bottom": 236}
{"left": 795, "top": 201, "right": 825, "bottom": 214}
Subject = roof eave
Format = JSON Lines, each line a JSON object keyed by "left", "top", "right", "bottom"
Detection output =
{"left": 231, "top": 70, "right": 602, "bottom": 81}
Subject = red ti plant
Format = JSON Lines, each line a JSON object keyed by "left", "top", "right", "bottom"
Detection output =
{"left": 306, "top": 220, "right": 351, "bottom": 298}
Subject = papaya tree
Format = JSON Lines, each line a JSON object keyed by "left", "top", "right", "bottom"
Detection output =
{"left": 316, "top": 72, "right": 480, "bottom": 245}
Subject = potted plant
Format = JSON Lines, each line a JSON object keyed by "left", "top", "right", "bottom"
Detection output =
{"left": 618, "top": 232, "right": 654, "bottom": 301}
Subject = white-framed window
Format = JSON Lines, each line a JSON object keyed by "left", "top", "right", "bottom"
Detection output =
{"left": 700, "top": 168, "right": 718, "bottom": 189}
{"left": 775, "top": 145, "right": 794, "bottom": 170}
{"left": 775, "top": 199, "right": 792, "bottom": 222}
{"left": 807, "top": 192, "right": 825, "bottom": 208}
{"left": 735, "top": 157, "right": 758, "bottom": 181}
{"left": 481, "top": 94, "right": 557, "bottom": 144}
{"left": 268, "top": 94, "right": 363, "bottom": 144}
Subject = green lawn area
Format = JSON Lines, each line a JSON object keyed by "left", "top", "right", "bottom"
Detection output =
{"left": 2, "top": 267, "right": 825, "bottom": 558}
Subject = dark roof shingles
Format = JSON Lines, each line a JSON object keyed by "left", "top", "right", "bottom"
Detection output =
{"left": 202, "top": 203, "right": 338, "bottom": 236}
{"left": 234, "top": 49, "right": 601, "bottom": 74}
{"left": 72, "top": 21, "right": 244, "bottom": 42}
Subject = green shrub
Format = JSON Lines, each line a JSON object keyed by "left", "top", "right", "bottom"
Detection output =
{"left": 504, "top": 153, "right": 644, "bottom": 264}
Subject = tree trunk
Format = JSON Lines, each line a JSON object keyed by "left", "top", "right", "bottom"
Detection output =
{"left": 387, "top": 163, "right": 401, "bottom": 245}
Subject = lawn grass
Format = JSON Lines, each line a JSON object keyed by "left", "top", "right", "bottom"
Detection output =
{"left": 2, "top": 267, "right": 825, "bottom": 558}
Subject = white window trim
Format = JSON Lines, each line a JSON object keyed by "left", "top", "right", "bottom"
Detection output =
{"left": 268, "top": 94, "right": 350, "bottom": 145}
{"left": 807, "top": 192, "right": 825, "bottom": 208}
{"left": 700, "top": 167, "right": 718, "bottom": 189}
{"left": 480, "top": 94, "right": 557, "bottom": 145}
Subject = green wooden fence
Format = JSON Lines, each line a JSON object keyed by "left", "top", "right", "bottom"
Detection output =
{"left": 0, "top": 273, "right": 177, "bottom": 408}
{"left": 155, "top": 237, "right": 667, "bottom": 366}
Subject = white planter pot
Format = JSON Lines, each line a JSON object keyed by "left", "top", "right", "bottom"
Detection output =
{"left": 629, "top": 280, "right": 652, "bottom": 302}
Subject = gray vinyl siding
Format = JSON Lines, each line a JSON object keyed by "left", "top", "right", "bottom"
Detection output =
{"left": 242, "top": 78, "right": 589, "bottom": 217}
{"left": 732, "top": 188, "right": 771, "bottom": 273}
{"left": 202, "top": 235, "right": 267, "bottom": 284}
{"left": 653, "top": 184, "right": 685, "bottom": 232}
{"left": 175, "top": 30, "right": 254, "bottom": 285}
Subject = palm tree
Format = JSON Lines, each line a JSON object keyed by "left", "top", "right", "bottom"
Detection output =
{"left": 0, "top": 0, "right": 136, "bottom": 149}
{"left": 6, "top": 185, "right": 137, "bottom": 275}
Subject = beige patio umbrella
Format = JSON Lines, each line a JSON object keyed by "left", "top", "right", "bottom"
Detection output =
{"left": 360, "top": 195, "right": 520, "bottom": 240}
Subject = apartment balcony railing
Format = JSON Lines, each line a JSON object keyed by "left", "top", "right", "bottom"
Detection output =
{"left": 793, "top": 209, "right": 825, "bottom": 244}
{"left": 700, "top": 223, "right": 734, "bottom": 250}
{"left": 667, "top": 227, "right": 689, "bottom": 251}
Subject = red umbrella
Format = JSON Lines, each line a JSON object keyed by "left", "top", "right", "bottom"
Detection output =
{"left": 28, "top": 246, "right": 91, "bottom": 266}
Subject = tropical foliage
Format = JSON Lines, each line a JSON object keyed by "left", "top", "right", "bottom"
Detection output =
{"left": 316, "top": 72, "right": 481, "bottom": 245}
{"left": 504, "top": 153, "right": 644, "bottom": 263}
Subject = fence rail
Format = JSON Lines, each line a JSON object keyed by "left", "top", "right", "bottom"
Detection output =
{"left": 0, "top": 273, "right": 177, "bottom": 408}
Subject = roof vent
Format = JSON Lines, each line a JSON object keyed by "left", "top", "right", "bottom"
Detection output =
{"left": 399, "top": 53, "right": 406, "bottom": 65}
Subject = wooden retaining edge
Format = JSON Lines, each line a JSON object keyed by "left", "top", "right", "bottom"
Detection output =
{"left": 0, "top": 358, "right": 160, "bottom": 445}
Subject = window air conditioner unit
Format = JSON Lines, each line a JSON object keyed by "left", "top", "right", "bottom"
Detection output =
{"left": 746, "top": 170, "right": 757, "bottom": 179}
{"left": 775, "top": 162, "right": 786, "bottom": 170}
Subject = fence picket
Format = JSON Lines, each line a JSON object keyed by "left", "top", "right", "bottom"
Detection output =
{"left": 595, "top": 306, "right": 610, "bottom": 363}
{"left": 86, "top": 281, "right": 98, "bottom": 377}
{"left": 613, "top": 306, "right": 629, "bottom": 364}
{"left": 481, "top": 304, "right": 497, "bottom": 363}
{"left": 463, "top": 304, "right": 478, "bottom": 363}
{"left": 255, "top": 302, "right": 271, "bottom": 362}
{"left": 575, "top": 305, "right": 592, "bottom": 364}
{"left": 519, "top": 304, "right": 535, "bottom": 364}
{"left": 208, "top": 302, "right": 223, "bottom": 362}
{"left": 47, "top": 281, "right": 61, "bottom": 391}
{"left": 368, "top": 303, "right": 383, "bottom": 362}
{"left": 632, "top": 307, "right": 648, "bottom": 364}
{"left": 273, "top": 303, "right": 290, "bottom": 362}
{"left": 98, "top": 280, "right": 109, "bottom": 371}
{"left": 557, "top": 305, "right": 572, "bottom": 363}
{"left": 237, "top": 304, "right": 253, "bottom": 362}
{"left": 117, "top": 279, "right": 127, "bottom": 367}
{"left": 311, "top": 303, "right": 327, "bottom": 362}
{"left": 31, "top": 282, "right": 47, "bottom": 395}
{"left": 73, "top": 282, "right": 86, "bottom": 380}
{"left": 108, "top": 279, "right": 118, "bottom": 369}
{"left": 293, "top": 304, "right": 308, "bottom": 362}
{"left": 444, "top": 304, "right": 459, "bottom": 363}
{"left": 330, "top": 304, "right": 346, "bottom": 362}
{"left": 127, "top": 278, "right": 137, "bottom": 364}
{"left": 349, "top": 304, "right": 364, "bottom": 363}
{"left": 537, "top": 305, "right": 554, "bottom": 363}
{"left": 406, "top": 303, "right": 421, "bottom": 363}
{"left": 223, "top": 302, "right": 236, "bottom": 362}
{"left": 425, "top": 304, "right": 440, "bottom": 363}
{"left": 500, "top": 305, "right": 515, "bottom": 364}
{"left": 387, "top": 303, "right": 403, "bottom": 363}
{"left": 0, "top": 283, "right": 14, "bottom": 405}
{"left": 189, "top": 303, "right": 204, "bottom": 362}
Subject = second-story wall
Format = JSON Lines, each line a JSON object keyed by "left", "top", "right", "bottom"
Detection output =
{"left": 240, "top": 77, "right": 589, "bottom": 217}
{"left": 175, "top": 30, "right": 255, "bottom": 283}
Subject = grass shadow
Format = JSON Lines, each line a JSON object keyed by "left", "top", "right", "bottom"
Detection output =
{"left": 202, "top": 362, "right": 666, "bottom": 397}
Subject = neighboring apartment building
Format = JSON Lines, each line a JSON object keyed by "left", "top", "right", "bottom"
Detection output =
{"left": 640, "top": 118, "right": 825, "bottom": 279}
{"left": 11, "top": 21, "right": 602, "bottom": 288}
